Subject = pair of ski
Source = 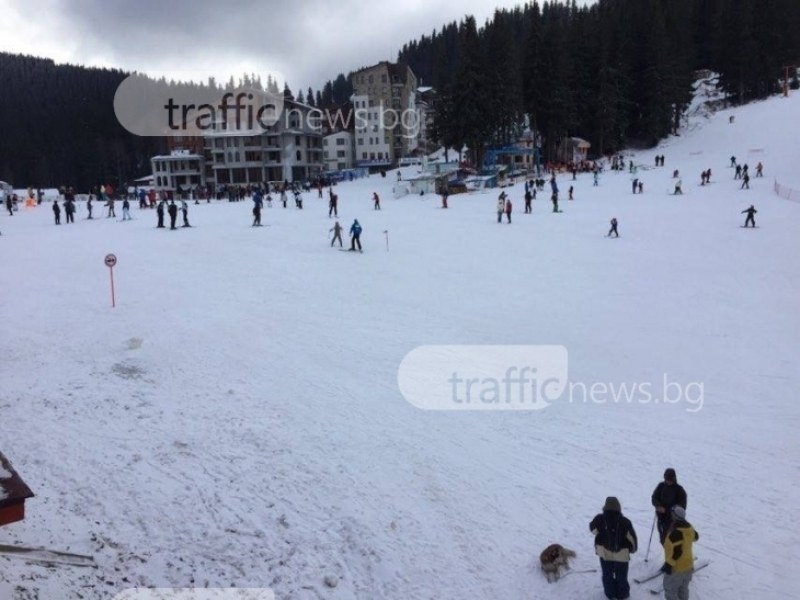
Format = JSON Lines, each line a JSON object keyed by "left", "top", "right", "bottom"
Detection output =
{"left": 634, "top": 560, "right": 709, "bottom": 595}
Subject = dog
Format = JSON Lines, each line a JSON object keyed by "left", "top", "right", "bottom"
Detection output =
{"left": 539, "top": 543, "right": 576, "bottom": 582}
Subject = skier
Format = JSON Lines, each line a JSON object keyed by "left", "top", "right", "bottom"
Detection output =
{"left": 373, "top": 192, "right": 381, "bottom": 210}
{"left": 551, "top": 193, "right": 559, "bottom": 213}
{"left": 441, "top": 188, "right": 449, "bottom": 209}
{"left": 252, "top": 193, "right": 263, "bottom": 226}
{"left": 168, "top": 201, "right": 178, "bottom": 230}
{"left": 281, "top": 188, "right": 288, "bottom": 208}
{"left": 755, "top": 162, "right": 763, "bottom": 177}
{"left": 106, "top": 197, "right": 116, "bottom": 218}
{"left": 329, "top": 193, "right": 338, "bottom": 217}
{"left": 568, "top": 186, "right": 574, "bottom": 201}
{"left": 181, "top": 200, "right": 190, "bottom": 227}
{"left": 734, "top": 164, "right": 742, "bottom": 180}
{"left": 138, "top": 188, "right": 147, "bottom": 209}
{"left": 505, "top": 197, "right": 512, "bottom": 224}
{"left": 497, "top": 193, "right": 506, "bottom": 223}
{"left": 700, "top": 170, "right": 707, "bottom": 186}
{"left": 651, "top": 468, "right": 688, "bottom": 544}
{"left": 740, "top": 173, "right": 750, "bottom": 190}
{"left": 52, "top": 200, "right": 61, "bottom": 225}
{"left": 607, "top": 217, "right": 619, "bottom": 238}
{"left": 294, "top": 191, "right": 303, "bottom": 209}
{"left": 524, "top": 189, "right": 532, "bottom": 213}
{"left": 87, "top": 195, "right": 93, "bottom": 219}
{"left": 638, "top": 181, "right": 643, "bottom": 194}
{"left": 660, "top": 506, "right": 699, "bottom": 600}
{"left": 589, "top": 496, "right": 638, "bottom": 600}
{"left": 674, "top": 179, "right": 683, "bottom": 195}
{"left": 122, "top": 197, "right": 131, "bottom": 221}
{"left": 64, "top": 197, "right": 75, "bottom": 223}
{"left": 593, "top": 170, "right": 599, "bottom": 186}
{"left": 632, "top": 178, "right": 638, "bottom": 194}
{"left": 741, "top": 205, "right": 757, "bottom": 227}
{"left": 349, "top": 219, "right": 362, "bottom": 252}
{"left": 156, "top": 200, "right": 165, "bottom": 228}
{"left": 730, "top": 155, "right": 736, "bottom": 168}
{"left": 330, "top": 220, "right": 343, "bottom": 247}
{"left": 4, "top": 193, "right": 11, "bottom": 216}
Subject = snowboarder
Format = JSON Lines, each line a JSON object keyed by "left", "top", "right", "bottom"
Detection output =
{"left": 52, "top": 200, "right": 61, "bottom": 225}
{"left": 589, "top": 496, "right": 637, "bottom": 600}
{"left": 497, "top": 193, "right": 506, "bottom": 223}
{"left": 156, "top": 200, "right": 165, "bottom": 228}
{"left": 373, "top": 192, "right": 381, "bottom": 210}
{"left": 607, "top": 217, "right": 619, "bottom": 238}
{"left": 740, "top": 173, "right": 750, "bottom": 189}
{"left": 168, "top": 201, "right": 178, "bottom": 230}
{"left": 651, "top": 468, "right": 688, "bottom": 544}
{"left": 349, "top": 219, "right": 362, "bottom": 252}
{"left": 524, "top": 189, "right": 532, "bottom": 213}
{"left": 505, "top": 197, "right": 512, "bottom": 223}
{"left": 660, "top": 506, "right": 699, "bottom": 600}
{"left": 181, "top": 200, "right": 190, "bottom": 227}
{"left": 330, "top": 220, "right": 343, "bottom": 247}
{"left": 122, "top": 197, "right": 131, "bottom": 221}
{"left": 741, "top": 205, "right": 757, "bottom": 227}
{"left": 674, "top": 179, "right": 683, "bottom": 195}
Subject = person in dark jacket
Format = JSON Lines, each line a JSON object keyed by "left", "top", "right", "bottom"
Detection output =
{"left": 330, "top": 220, "right": 343, "bottom": 247}
{"left": 590, "top": 496, "right": 638, "bottom": 600}
{"left": 741, "top": 205, "right": 757, "bottom": 227}
{"left": 86, "top": 195, "right": 94, "bottom": 219}
{"left": 52, "top": 200, "right": 61, "bottom": 225}
{"left": 661, "top": 506, "right": 699, "bottom": 600}
{"left": 652, "top": 468, "right": 688, "bottom": 543}
{"left": 349, "top": 219, "right": 362, "bottom": 252}
{"left": 167, "top": 201, "right": 178, "bottom": 230}
{"left": 607, "top": 217, "right": 619, "bottom": 238}
{"left": 156, "top": 200, "right": 165, "bottom": 228}
{"left": 524, "top": 189, "right": 532, "bottom": 213}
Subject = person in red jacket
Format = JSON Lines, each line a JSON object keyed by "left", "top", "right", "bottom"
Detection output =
{"left": 505, "top": 197, "right": 512, "bottom": 223}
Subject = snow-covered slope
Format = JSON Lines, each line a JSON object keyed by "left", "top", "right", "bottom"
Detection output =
{"left": 1, "top": 91, "right": 798, "bottom": 600}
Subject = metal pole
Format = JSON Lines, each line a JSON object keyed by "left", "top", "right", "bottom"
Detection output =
{"left": 110, "top": 268, "right": 116, "bottom": 308}
{"left": 645, "top": 513, "right": 657, "bottom": 562}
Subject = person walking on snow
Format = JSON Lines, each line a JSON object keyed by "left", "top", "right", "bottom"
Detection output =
{"left": 328, "top": 193, "right": 338, "bottom": 217}
{"left": 755, "top": 162, "right": 763, "bottom": 177}
{"left": 330, "top": 220, "right": 343, "bottom": 247}
{"left": 593, "top": 170, "right": 599, "bottom": 186}
{"left": 590, "top": 496, "right": 637, "bottom": 600}
{"left": 742, "top": 205, "right": 757, "bottom": 227}
{"left": 349, "top": 219, "right": 362, "bottom": 252}
{"left": 52, "top": 200, "right": 61, "bottom": 225}
{"left": 524, "top": 189, "right": 532, "bottom": 213}
{"left": 252, "top": 193, "right": 263, "bottom": 226}
{"left": 569, "top": 185, "right": 574, "bottom": 201}
{"left": 372, "top": 192, "right": 381, "bottom": 210}
{"left": 734, "top": 164, "right": 742, "bottom": 180}
{"left": 122, "top": 197, "right": 131, "bottom": 220}
{"left": 660, "top": 506, "right": 699, "bottom": 600}
{"left": 632, "top": 178, "right": 638, "bottom": 194}
{"left": 607, "top": 217, "right": 619, "bottom": 238}
{"left": 652, "top": 468, "right": 688, "bottom": 544}
{"left": 674, "top": 179, "right": 683, "bottom": 195}
{"left": 156, "top": 200, "right": 165, "bottom": 228}
{"left": 505, "top": 197, "right": 512, "bottom": 223}
{"left": 86, "top": 195, "right": 93, "bottom": 219}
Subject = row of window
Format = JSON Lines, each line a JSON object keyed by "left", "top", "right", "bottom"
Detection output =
{"left": 153, "top": 160, "right": 200, "bottom": 172}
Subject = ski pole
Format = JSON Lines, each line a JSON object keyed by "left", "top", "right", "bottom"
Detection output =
{"left": 384, "top": 229, "right": 389, "bottom": 251}
{"left": 645, "top": 513, "right": 656, "bottom": 562}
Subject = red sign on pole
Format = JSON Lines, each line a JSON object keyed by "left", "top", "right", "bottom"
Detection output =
{"left": 105, "top": 253, "right": 117, "bottom": 307}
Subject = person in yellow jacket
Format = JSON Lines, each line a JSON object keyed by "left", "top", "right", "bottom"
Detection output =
{"left": 660, "top": 505, "right": 699, "bottom": 600}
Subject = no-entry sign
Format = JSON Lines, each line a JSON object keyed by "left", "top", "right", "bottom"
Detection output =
{"left": 105, "top": 253, "right": 117, "bottom": 307}
{"left": 105, "top": 253, "right": 117, "bottom": 268}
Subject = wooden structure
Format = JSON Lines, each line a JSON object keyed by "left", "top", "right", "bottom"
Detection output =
{"left": 0, "top": 452, "right": 34, "bottom": 527}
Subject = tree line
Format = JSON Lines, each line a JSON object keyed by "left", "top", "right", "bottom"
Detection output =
{"left": 397, "top": 0, "right": 800, "bottom": 166}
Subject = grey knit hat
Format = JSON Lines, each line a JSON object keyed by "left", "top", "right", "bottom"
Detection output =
{"left": 671, "top": 505, "right": 686, "bottom": 520}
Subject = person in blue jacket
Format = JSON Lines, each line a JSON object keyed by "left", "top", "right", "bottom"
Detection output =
{"left": 349, "top": 219, "right": 363, "bottom": 252}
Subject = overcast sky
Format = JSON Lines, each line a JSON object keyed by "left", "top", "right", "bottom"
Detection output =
{"left": 0, "top": 0, "right": 594, "bottom": 91}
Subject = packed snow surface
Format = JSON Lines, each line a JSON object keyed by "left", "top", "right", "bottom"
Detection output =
{"left": 1, "top": 92, "right": 799, "bottom": 599}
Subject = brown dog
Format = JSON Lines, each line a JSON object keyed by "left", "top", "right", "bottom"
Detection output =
{"left": 540, "top": 543, "right": 576, "bottom": 582}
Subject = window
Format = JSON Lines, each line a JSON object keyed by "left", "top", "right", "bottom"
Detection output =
{"left": 323, "top": 138, "right": 329, "bottom": 146}
{"left": 337, "top": 150, "right": 345, "bottom": 158}
{"left": 358, "top": 138, "right": 363, "bottom": 145}
{"left": 296, "top": 150, "right": 302, "bottom": 161}
{"left": 370, "top": 153, "right": 375, "bottom": 160}
{"left": 381, "top": 74, "right": 387, "bottom": 83}
{"left": 336, "top": 138, "right": 345, "bottom": 146}
{"left": 362, "top": 152, "right": 367, "bottom": 159}
{"left": 368, "top": 75, "right": 373, "bottom": 84}
{"left": 295, "top": 136, "right": 301, "bottom": 146}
